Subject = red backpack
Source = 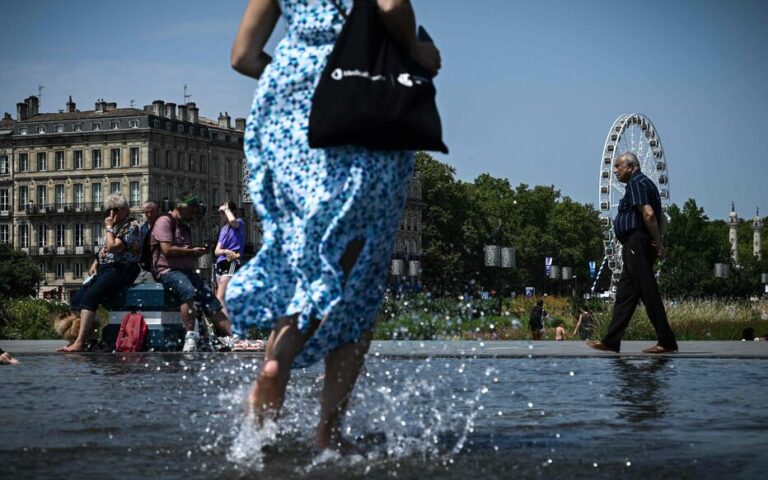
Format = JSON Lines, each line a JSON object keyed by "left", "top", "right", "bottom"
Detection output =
{"left": 115, "top": 311, "right": 148, "bottom": 352}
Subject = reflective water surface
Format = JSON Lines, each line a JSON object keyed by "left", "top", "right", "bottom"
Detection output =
{"left": 1, "top": 354, "right": 767, "bottom": 479}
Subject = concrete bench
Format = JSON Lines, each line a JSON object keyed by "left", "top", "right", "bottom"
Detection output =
{"left": 101, "top": 283, "right": 185, "bottom": 351}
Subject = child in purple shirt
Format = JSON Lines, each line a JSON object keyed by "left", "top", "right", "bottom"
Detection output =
{"left": 214, "top": 201, "right": 246, "bottom": 317}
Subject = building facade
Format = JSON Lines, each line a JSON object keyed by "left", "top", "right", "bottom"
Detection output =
{"left": 3, "top": 95, "right": 254, "bottom": 299}
{"left": 1, "top": 95, "right": 425, "bottom": 298}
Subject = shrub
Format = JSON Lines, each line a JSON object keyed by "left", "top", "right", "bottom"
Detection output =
{"left": 0, "top": 298, "right": 69, "bottom": 340}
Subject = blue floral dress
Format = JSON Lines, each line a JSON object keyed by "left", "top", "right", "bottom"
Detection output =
{"left": 226, "top": 0, "right": 414, "bottom": 368}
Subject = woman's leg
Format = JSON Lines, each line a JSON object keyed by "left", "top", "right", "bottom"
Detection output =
{"left": 249, "top": 314, "right": 312, "bottom": 422}
{"left": 57, "top": 309, "right": 97, "bottom": 352}
{"left": 315, "top": 330, "right": 372, "bottom": 451}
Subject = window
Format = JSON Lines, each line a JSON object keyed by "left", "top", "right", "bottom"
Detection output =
{"left": 55, "top": 151, "right": 65, "bottom": 170}
{"left": 74, "top": 150, "right": 83, "bottom": 169}
{"left": 37, "top": 185, "right": 47, "bottom": 208}
{"left": 130, "top": 147, "right": 140, "bottom": 167}
{"left": 54, "top": 184, "right": 65, "bottom": 208}
{"left": 73, "top": 184, "right": 84, "bottom": 207}
{"left": 37, "top": 224, "right": 48, "bottom": 247}
{"left": 92, "top": 149, "right": 102, "bottom": 168}
{"left": 177, "top": 125, "right": 184, "bottom": 133}
{"left": 37, "top": 152, "right": 47, "bottom": 171}
{"left": 153, "top": 149, "right": 159, "bottom": 167}
{"left": 73, "top": 123, "right": 82, "bottom": 132}
{"left": 55, "top": 124, "right": 64, "bottom": 133}
{"left": 18, "top": 153, "right": 28, "bottom": 172}
{"left": 111, "top": 148, "right": 121, "bottom": 168}
{"left": 188, "top": 154, "right": 194, "bottom": 172}
{"left": 37, "top": 125, "right": 46, "bottom": 134}
{"left": 165, "top": 121, "right": 172, "bottom": 130}
{"left": 56, "top": 224, "right": 66, "bottom": 247}
{"left": 129, "top": 120, "right": 139, "bottom": 128}
{"left": 0, "top": 155, "right": 8, "bottom": 174}
{"left": 165, "top": 151, "right": 170, "bottom": 169}
{"left": 92, "top": 183, "right": 102, "bottom": 207}
{"left": 18, "top": 186, "right": 28, "bottom": 209}
{"left": 92, "top": 223, "right": 103, "bottom": 247}
{"left": 74, "top": 224, "right": 84, "bottom": 247}
{"left": 74, "top": 262, "right": 83, "bottom": 278}
{"left": 111, "top": 121, "right": 120, "bottom": 130}
{"left": 224, "top": 158, "right": 230, "bottom": 176}
{"left": 200, "top": 155, "right": 206, "bottom": 173}
{"left": 177, "top": 152, "right": 183, "bottom": 170}
{"left": 152, "top": 119, "right": 161, "bottom": 128}
{"left": 55, "top": 263, "right": 65, "bottom": 279}
{"left": 212, "top": 189, "right": 219, "bottom": 207}
{"left": 130, "top": 181, "right": 140, "bottom": 206}
{"left": 0, "top": 225, "right": 8, "bottom": 244}
{"left": 92, "top": 122, "right": 101, "bottom": 131}
{"left": 20, "top": 127, "right": 28, "bottom": 135}
{"left": 19, "top": 224, "right": 29, "bottom": 248}
{"left": 0, "top": 189, "right": 8, "bottom": 210}
{"left": 110, "top": 182, "right": 121, "bottom": 194}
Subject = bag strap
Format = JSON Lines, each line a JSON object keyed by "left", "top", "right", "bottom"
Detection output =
{"left": 329, "top": 0, "right": 349, "bottom": 20}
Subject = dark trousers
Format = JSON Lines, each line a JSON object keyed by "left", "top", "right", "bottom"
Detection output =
{"left": 602, "top": 230, "right": 677, "bottom": 351}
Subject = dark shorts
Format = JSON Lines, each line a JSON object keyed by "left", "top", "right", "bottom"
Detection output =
{"left": 215, "top": 260, "right": 240, "bottom": 277}
{"left": 159, "top": 269, "right": 222, "bottom": 315}
{"left": 70, "top": 263, "right": 140, "bottom": 312}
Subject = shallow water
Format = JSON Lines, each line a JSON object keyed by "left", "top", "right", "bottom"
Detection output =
{"left": 1, "top": 354, "right": 767, "bottom": 479}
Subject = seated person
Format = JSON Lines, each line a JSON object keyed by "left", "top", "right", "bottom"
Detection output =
{"left": 58, "top": 193, "right": 142, "bottom": 352}
{"left": 151, "top": 194, "right": 232, "bottom": 352}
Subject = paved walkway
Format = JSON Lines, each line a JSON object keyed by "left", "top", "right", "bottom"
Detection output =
{"left": 2, "top": 340, "right": 768, "bottom": 358}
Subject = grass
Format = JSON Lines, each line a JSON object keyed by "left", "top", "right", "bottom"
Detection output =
{"left": 373, "top": 294, "right": 768, "bottom": 341}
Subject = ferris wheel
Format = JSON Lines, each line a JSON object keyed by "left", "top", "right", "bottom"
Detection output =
{"left": 593, "top": 113, "right": 671, "bottom": 293}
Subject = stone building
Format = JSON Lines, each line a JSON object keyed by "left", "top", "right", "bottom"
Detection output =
{"left": 1, "top": 94, "right": 426, "bottom": 298}
{"left": 2, "top": 95, "right": 254, "bottom": 300}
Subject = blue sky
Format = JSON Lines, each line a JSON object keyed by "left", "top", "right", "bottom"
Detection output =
{"left": 1, "top": 0, "right": 766, "bottom": 220}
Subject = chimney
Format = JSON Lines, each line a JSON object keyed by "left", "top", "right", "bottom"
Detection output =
{"left": 186, "top": 103, "right": 198, "bottom": 124}
{"left": 105, "top": 102, "right": 117, "bottom": 111}
{"left": 66, "top": 96, "right": 76, "bottom": 113}
{"left": 164, "top": 102, "right": 176, "bottom": 120}
{"left": 26, "top": 96, "right": 39, "bottom": 117}
{"left": 152, "top": 100, "right": 165, "bottom": 117}
{"left": 1, "top": 113, "right": 13, "bottom": 128}
{"left": 16, "top": 102, "right": 28, "bottom": 121}
{"left": 235, "top": 118, "right": 246, "bottom": 131}
{"left": 95, "top": 99, "right": 107, "bottom": 112}
{"left": 177, "top": 104, "right": 187, "bottom": 122}
{"left": 218, "top": 111, "right": 231, "bottom": 129}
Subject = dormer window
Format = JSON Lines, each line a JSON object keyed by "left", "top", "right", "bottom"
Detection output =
{"left": 19, "top": 127, "right": 28, "bottom": 135}
{"left": 55, "top": 124, "right": 64, "bottom": 133}
{"left": 129, "top": 120, "right": 139, "bottom": 128}
{"left": 73, "top": 123, "right": 82, "bottom": 132}
{"left": 37, "top": 125, "right": 46, "bottom": 134}
{"left": 110, "top": 121, "right": 120, "bottom": 129}
{"left": 92, "top": 122, "right": 101, "bottom": 131}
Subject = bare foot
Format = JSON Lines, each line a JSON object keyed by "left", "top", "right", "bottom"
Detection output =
{"left": 0, "top": 352, "right": 19, "bottom": 365}
{"left": 57, "top": 342, "right": 85, "bottom": 352}
{"left": 314, "top": 433, "right": 361, "bottom": 455}
{"left": 248, "top": 359, "right": 281, "bottom": 424}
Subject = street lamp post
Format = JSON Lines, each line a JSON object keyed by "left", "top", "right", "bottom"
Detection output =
{"left": 484, "top": 222, "right": 515, "bottom": 316}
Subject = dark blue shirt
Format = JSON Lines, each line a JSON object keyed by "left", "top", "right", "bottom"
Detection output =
{"left": 613, "top": 170, "right": 661, "bottom": 242}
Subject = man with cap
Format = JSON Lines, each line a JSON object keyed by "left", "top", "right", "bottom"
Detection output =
{"left": 151, "top": 193, "right": 232, "bottom": 352}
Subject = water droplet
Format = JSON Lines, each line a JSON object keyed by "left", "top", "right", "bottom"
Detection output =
{"left": 569, "top": 371, "right": 575, "bottom": 376}
{"left": 548, "top": 459, "right": 553, "bottom": 464}
{"left": 593, "top": 462, "right": 599, "bottom": 468}
{"left": 556, "top": 433, "right": 561, "bottom": 438}
{"left": 626, "top": 461, "right": 632, "bottom": 467}
{"left": 527, "top": 402, "right": 533, "bottom": 408}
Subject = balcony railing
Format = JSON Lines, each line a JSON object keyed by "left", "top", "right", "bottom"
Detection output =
{"left": 17, "top": 202, "right": 107, "bottom": 215}
{"left": 25, "top": 245, "right": 93, "bottom": 256}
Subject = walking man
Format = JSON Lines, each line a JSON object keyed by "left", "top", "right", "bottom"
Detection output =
{"left": 588, "top": 152, "right": 678, "bottom": 354}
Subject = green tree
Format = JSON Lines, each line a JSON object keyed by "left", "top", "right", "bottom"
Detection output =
{"left": 0, "top": 244, "right": 43, "bottom": 299}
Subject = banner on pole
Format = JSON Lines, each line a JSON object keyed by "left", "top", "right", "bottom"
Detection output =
{"left": 545, "top": 257, "right": 553, "bottom": 276}
{"left": 589, "top": 261, "right": 597, "bottom": 279}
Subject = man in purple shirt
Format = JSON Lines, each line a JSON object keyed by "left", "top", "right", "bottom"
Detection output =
{"left": 151, "top": 194, "right": 232, "bottom": 352}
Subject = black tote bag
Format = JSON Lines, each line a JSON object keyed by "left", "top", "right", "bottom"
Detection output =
{"left": 308, "top": 0, "right": 449, "bottom": 153}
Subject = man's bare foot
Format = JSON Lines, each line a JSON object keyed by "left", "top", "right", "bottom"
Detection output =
{"left": 57, "top": 342, "right": 85, "bottom": 352}
{"left": 0, "top": 352, "right": 19, "bottom": 365}
{"left": 248, "top": 359, "right": 281, "bottom": 424}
